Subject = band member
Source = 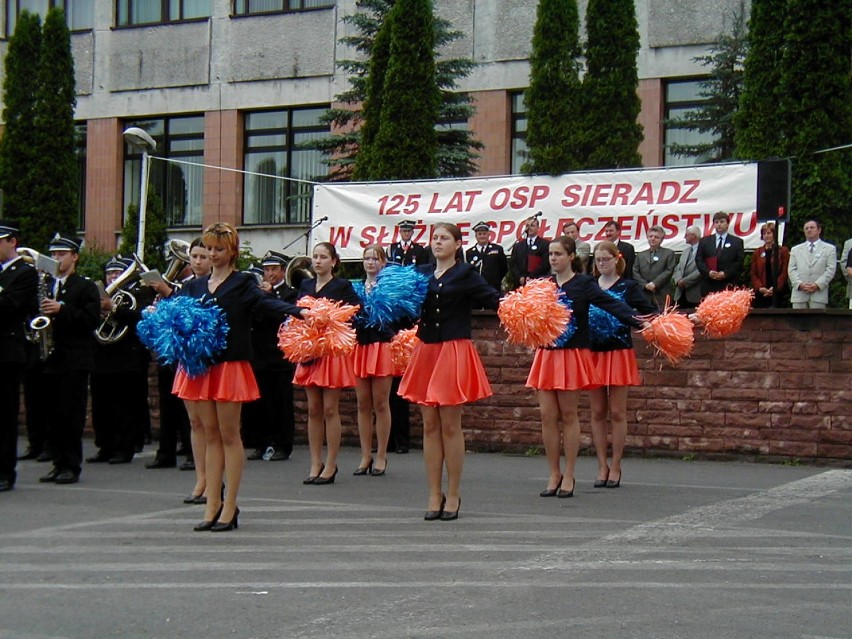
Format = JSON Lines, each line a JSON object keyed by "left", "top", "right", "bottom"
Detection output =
{"left": 38, "top": 233, "right": 101, "bottom": 485}
{"left": 88, "top": 256, "right": 153, "bottom": 465}
{"left": 509, "top": 216, "right": 549, "bottom": 288}
{"left": 465, "top": 221, "right": 508, "bottom": 292}
{"left": 0, "top": 221, "right": 38, "bottom": 492}
{"left": 244, "top": 250, "right": 298, "bottom": 462}
{"left": 389, "top": 220, "right": 430, "bottom": 266}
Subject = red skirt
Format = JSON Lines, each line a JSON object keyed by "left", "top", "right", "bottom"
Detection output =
{"left": 294, "top": 352, "right": 356, "bottom": 389}
{"left": 526, "top": 348, "right": 600, "bottom": 391}
{"left": 593, "top": 349, "right": 641, "bottom": 387}
{"left": 399, "top": 339, "right": 492, "bottom": 407}
{"left": 172, "top": 361, "right": 260, "bottom": 402}
{"left": 353, "top": 342, "right": 400, "bottom": 378}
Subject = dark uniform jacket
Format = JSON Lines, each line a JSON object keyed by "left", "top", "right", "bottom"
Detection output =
{"left": 44, "top": 273, "right": 101, "bottom": 373}
{"left": 250, "top": 281, "right": 297, "bottom": 371}
{"left": 0, "top": 257, "right": 38, "bottom": 364}
{"left": 465, "top": 243, "right": 508, "bottom": 292}
{"left": 388, "top": 241, "right": 430, "bottom": 266}
{"left": 94, "top": 282, "right": 154, "bottom": 373}
{"left": 590, "top": 277, "right": 657, "bottom": 352}
{"left": 509, "top": 236, "right": 550, "bottom": 283}
{"left": 695, "top": 233, "right": 745, "bottom": 295}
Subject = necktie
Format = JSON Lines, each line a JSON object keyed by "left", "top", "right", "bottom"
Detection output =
{"left": 809, "top": 243, "right": 814, "bottom": 254}
{"left": 716, "top": 236, "right": 723, "bottom": 256}
{"left": 685, "top": 246, "right": 693, "bottom": 263}
{"left": 528, "top": 239, "right": 533, "bottom": 248}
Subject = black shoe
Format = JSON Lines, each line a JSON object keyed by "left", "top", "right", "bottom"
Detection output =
{"left": 557, "top": 478, "right": 575, "bottom": 499}
{"left": 594, "top": 470, "right": 610, "bottom": 488}
{"left": 606, "top": 472, "right": 621, "bottom": 488}
{"left": 395, "top": 447, "right": 409, "bottom": 454}
{"left": 424, "top": 495, "right": 446, "bottom": 521}
{"left": 353, "top": 458, "right": 373, "bottom": 476}
{"left": 0, "top": 479, "right": 13, "bottom": 492}
{"left": 247, "top": 448, "right": 265, "bottom": 461}
{"left": 54, "top": 470, "right": 80, "bottom": 485}
{"left": 17, "top": 447, "right": 41, "bottom": 461}
{"left": 86, "top": 450, "right": 112, "bottom": 463}
{"left": 108, "top": 455, "right": 133, "bottom": 465}
{"left": 179, "top": 459, "right": 195, "bottom": 471}
{"left": 36, "top": 451, "right": 53, "bottom": 463}
{"left": 193, "top": 505, "right": 223, "bottom": 531}
{"left": 370, "top": 460, "right": 387, "bottom": 476}
{"left": 312, "top": 467, "right": 337, "bottom": 485}
{"left": 175, "top": 446, "right": 190, "bottom": 457}
{"left": 146, "top": 456, "right": 176, "bottom": 469}
{"left": 183, "top": 493, "right": 207, "bottom": 504}
{"left": 440, "top": 497, "right": 461, "bottom": 521}
{"left": 303, "top": 464, "right": 324, "bottom": 485}
{"left": 268, "top": 448, "right": 289, "bottom": 461}
{"left": 540, "top": 475, "right": 563, "bottom": 497}
{"left": 210, "top": 508, "right": 239, "bottom": 532}
{"left": 39, "top": 468, "right": 60, "bottom": 483}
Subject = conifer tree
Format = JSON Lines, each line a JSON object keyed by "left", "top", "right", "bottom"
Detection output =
{"left": 0, "top": 11, "right": 41, "bottom": 241}
{"left": 580, "top": 0, "right": 643, "bottom": 169}
{"left": 523, "top": 0, "right": 583, "bottom": 175}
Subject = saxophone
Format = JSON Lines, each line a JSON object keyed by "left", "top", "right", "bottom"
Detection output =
{"left": 16, "top": 247, "right": 55, "bottom": 360}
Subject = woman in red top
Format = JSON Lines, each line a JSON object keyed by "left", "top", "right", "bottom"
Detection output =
{"left": 749, "top": 222, "right": 790, "bottom": 308}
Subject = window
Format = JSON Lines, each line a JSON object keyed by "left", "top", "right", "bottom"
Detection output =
{"left": 116, "top": 0, "right": 210, "bottom": 27}
{"left": 243, "top": 106, "right": 330, "bottom": 225}
{"left": 664, "top": 78, "right": 716, "bottom": 166}
{"left": 75, "top": 122, "right": 86, "bottom": 229}
{"left": 510, "top": 91, "right": 528, "bottom": 174}
{"left": 233, "top": 0, "right": 334, "bottom": 16}
{"left": 5, "top": 0, "right": 93, "bottom": 36}
{"left": 123, "top": 115, "right": 205, "bottom": 228}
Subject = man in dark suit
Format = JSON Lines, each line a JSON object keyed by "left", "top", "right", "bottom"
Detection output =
{"left": 633, "top": 225, "right": 677, "bottom": 309}
{"left": 509, "top": 216, "right": 550, "bottom": 288}
{"left": 0, "top": 221, "right": 38, "bottom": 492}
{"left": 244, "top": 251, "right": 298, "bottom": 461}
{"left": 695, "top": 212, "right": 745, "bottom": 297}
{"left": 389, "top": 220, "right": 430, "bottom": 266}
{"left": 38, "top": 233, "right": 100, "bottom": 485}
{"left": 602, "top": 220, "right": 636, "bottom": 280}
{"left": 465, "top": 221, "right": 508, "bottom": 292}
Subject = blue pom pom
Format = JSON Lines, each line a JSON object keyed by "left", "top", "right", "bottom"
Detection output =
{"left": 551, "top": 293, "right": 576, "bottom": 348}
{"left": 589, "top": 289, "right": 631, "bottom": 348}
{"left": 358, "top": 264, "right": 429, "bottom": 328}
{"left": 137, "top": 296, "right": 229, "bottom": 378}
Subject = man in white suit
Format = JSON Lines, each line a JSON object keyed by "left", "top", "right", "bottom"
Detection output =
{"left": 841, "top": 237, "right": 852, "bottom": 309}
{"left": 788, "top": 218, "right": 837, "bottom": 309}
{"left": 673, "top": 225, "right": 702, "bottom": 310}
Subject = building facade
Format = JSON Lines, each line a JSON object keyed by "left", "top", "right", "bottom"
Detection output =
{"left": 0, "top": 0, "right": 747, "bottom": 255}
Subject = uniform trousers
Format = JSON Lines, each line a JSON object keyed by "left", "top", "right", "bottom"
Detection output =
{"left": 23, "top": 363, "right": 50, "bottom": 455}
{"left": 0, "top": 368, "right": 22, "bottom": 484}
{"left": 90, "top": 369, "right": 149, "bottom": 459}
{"left": 388, "top": 376, "right": 410, "bottom": 451}
{"left": 43, "top": 371, "right": 89, "bottom": 476}
{"left": 243, "top": 367, "right": 295, "bottom": 456}
{"left": 155, "top": 365, "right": 191, "bottom": 462}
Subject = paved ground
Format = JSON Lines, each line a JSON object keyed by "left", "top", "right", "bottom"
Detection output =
{"left": 1, "top": 437, "right": 850, "bottom": 639}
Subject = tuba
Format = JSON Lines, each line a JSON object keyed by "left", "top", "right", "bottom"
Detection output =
{"left": 284, "top": 255, "right": 314, "bottom": 290}
{"left": 94, "top": 254, "right": 148, "bottom": 344}
{"left": 16, "top": 247, "right": 55, "bottom": 360}
{"left": 162, "top": 239, "right": 191, "bottom": 285}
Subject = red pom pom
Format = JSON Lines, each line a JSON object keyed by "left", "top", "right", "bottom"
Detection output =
{"left": 498, "top": 279, "right": 572, "bottom": 348}
{"left": 640, "top": 308, "right": 695, "bottom": 366}
{"left": 277, "top": 296, "right": 359, "bottom": 363}
{"left": 694, "top": 288, "right": 754, "bottom": 338}
{"left": 389, "top": 328, "right": 420, "bottom": 371}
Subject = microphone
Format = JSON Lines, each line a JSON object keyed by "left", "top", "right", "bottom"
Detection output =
{"left": 532, "top": 211, "right": 543, "bottom": 218}
{"left": 317, "top": 216, "right": 328, "bottom": 223}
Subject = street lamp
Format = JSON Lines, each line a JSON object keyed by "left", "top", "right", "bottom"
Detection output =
{"left": 122, "top": 127, "right": 157, "bottom": 261}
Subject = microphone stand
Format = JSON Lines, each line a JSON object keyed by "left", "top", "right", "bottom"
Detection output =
{"left": 282, "top": 217, "right": 327, "bottom": 257}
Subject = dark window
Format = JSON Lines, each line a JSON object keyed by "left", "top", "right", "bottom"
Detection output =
{"left": 510, "top": 91, "right": 528, "bottom": 174}
{"left": 243, "top": 106, "right": 330, "bottom": 225}
{"left": 123, "top": 115, "right": 205, "bottom": 228}
{"left": 232, "top": 0, "right": 334, "bottom": 16}
{"left": 664, "top": 78, "right": 715, "bottom": 166}
{"left": 75, "top": 122, "right": 86, "bottom": 230}
{"left": 116, "top": 0, "right": 210, "bottom": 27}
{"left": 5, "top": 0, "right": 93, "bottom": 36}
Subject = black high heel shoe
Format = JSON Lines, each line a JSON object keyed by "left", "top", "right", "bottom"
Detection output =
{"left": 210, "top": 508, "right": 239, "bottom": 532}
{"left": 557, "top": 478, "right": 575, "bottom": 499}
{"left": 312, "top": 466, "right": 338, "bottom": 485}
{"left": 303, "top": 463, "right": 325, "bottom": 485}
{"left": 193, "top": 504, "right": 223, "bottom": 531}
{"left": 370, "top": 459, "right": 387, "bottom": 476}
{"left": 594, "top": 469, "right": 610, "bottom": 488}
{"left": 540, "top": 474, "right": 563, "bottom": 497}
{"left": 606, "top": 472, "right": 621, "bottom": 488}
{"left": 353, "top": 458, "right": 373, "bottom": 476}
{"left": 424, "top": 495, "right": 446, "bottom": 521}
{"left": 440, "top": 497, "right": 461, "bottom": 521}
{"left": 183, "top": 493, "right": 206, "bottom": 504}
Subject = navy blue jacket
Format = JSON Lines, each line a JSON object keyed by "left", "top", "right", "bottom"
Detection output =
{"left": 415, "top": 262, "right": 500, "bottom": 343}
{"left": 591, "top": 277, "right": 657, "bottom": 352}
{"left": 45, "top": 272, "right": 101, "bottom": 373}
{"left": 250, "top": 281, "right": 298, "bottom": 371}
{"left": 0, "top": 257, "right": 38, "bottom": 365}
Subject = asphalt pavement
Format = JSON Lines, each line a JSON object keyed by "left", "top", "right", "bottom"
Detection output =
{"left": 1, "top": 437, "right": 850, "bottom": 639}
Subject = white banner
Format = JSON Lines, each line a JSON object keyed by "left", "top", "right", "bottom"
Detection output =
{"left": 311, "top": 163, "right": 761, "bottom": 260}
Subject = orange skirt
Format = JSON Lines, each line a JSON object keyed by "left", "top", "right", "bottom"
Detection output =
{"left": 593, "top": 349, "right": 641, "bottom": 387}
{"left": 526, "top": 348, "right": 600, "bottom": 391}
{"left": 294, "top": 352, "right": 356, "bottom": 389}
{"left": 399, "top": 339, "right": 492, "bottom": 407}
{"left": 172, "top": 361, "right": 260, "bottom": 402}
{"left": 353, "top": 342, "right": 400, "bottom": 378}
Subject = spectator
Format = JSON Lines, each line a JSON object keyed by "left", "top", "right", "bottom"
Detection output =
{"left": 672, "top": 225, "right": 702, "bottom": 310}
{"left": 561, "top": 221, "right": 590, "bottom": 272}
{"left": 601, "top": 220, "right": 635, "bottom": 280}
{"left": 695, "top": 212, "right": 745, "bottom": 297}
{"left": 389, "top": 220, "right": 429, "bottom": 266}
{"left": 632, "top": 225, "right": 676, "bottom": 309}
{"left": 749, "top": 222, "right": 790, "bottom": 308}
{"left": 841, "top": 237, "right": 852, "bottom": 310}
{"left": 465, "top": 221, "right": 508, "bottom": 291}
{"left": 509, "top": 216, "right": 549, "bottom": 288}
{"left": 788, "top": 218, "right": 837, "bottom": 309}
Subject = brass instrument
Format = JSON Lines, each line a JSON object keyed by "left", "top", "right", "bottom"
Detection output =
{"left": 284, "top": 255, "right": 314, "bottom": 289}
{"left": 16, "top": 247, "right": 55, "bottom": 360}
{"left": 94, "top": 254, "right": 148, "bottom": 344}
{"left": 162, "top": 239, "right": 191, "bottom": 285}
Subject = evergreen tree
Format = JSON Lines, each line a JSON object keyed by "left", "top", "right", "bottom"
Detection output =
{"left": 523, "top": 0, "right": 583, "bottom": 175}
{"left": 0, "top": 11, "right": 41, "bottom": 240}
{"left": 580, "top": 0, "right": 643, "bottom": 169}
{"left": 666, "top": 6, "right": 747, "bottom": 163}
{"left": 733, "top": 0, "right": 786, "bottom": 160}
{"left": 118, "top": 189, "right": 169, "bottom": 273}
{"left": 30, "top": 7, "right": 78, "bottom": 251}
{"left": 369, "top": 0, "right": 440, "bottom": 180}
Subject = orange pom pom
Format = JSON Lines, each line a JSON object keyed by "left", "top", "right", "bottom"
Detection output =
{"left": 389, "top": 328, "right": 420, "bottom": 371}
{"left": 277, "top": 296, "right": 360, "bottom": 363}
{"left": 498, "top": 279, "right": 572, "bottom": 348}
{"left": 640, "top": 308, "right": 695, "bottom": 366}
{"left": 693, "top": 288, "right": 754, "bottom": 338}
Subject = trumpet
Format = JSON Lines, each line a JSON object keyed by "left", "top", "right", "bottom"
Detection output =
{"left": 94, "top": 254, "right": 148, "bottom": 344}
{"left": 16, "top": 247, "right": 55, "bottom": 360}
{"left": 162, "top": 239, "right": 190, "bottom": 285}
{"left": 284, "top": 255, "right": 314, "bottom": 289}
